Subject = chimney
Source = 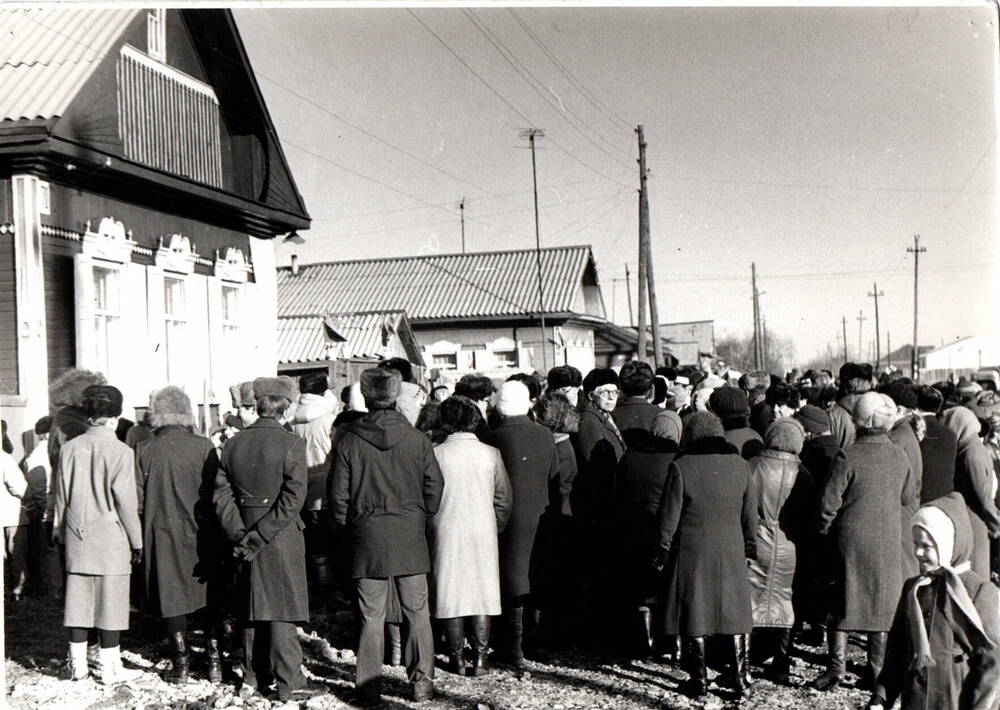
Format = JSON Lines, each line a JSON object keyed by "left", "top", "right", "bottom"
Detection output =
{"left": 291, "top": 253, "right": 299, "bottom": 276}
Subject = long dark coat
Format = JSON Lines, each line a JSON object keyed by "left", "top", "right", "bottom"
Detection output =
{"left": 530, "top": 435, "right": 578, "bottom": 609}
{"left": 920, "top": 415, "right": 957, "bottom": 503}
{"left": 819, "top": 433, "right": 917, "bottom": 631}
{"left": 614, "top": 433, "right": 678, "bottom": 606}
{"left": 793, "top": 434, "right": 840, "bottom": 623}
{"left": 329, "top": 409, "right": 444, "bottom": 579}
{"left": 573, "top": 401, "right": 625, "bottom": 527}
{"left": 875, "top": 571, "right": 1000, "bottom": 710}
{"left": 482, "top": 415, "right": 558, "bottom": 599}
{"left": 890, "top": 419, "right": 923, "bottom": 578}
{"left": 955, "top": 441, "right": 1000, "bottom": 579}
{"left": 658, "top": 438, "right": 757, "bottom": 637}
{"left": 137, "top": 426, "right": 222, "bottom": 618}
{"left": 214, "top": 418, "right": 309, "bottom": 622}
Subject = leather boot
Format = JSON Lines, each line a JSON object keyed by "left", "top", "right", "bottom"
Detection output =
{"left": 811, "top": 630, "right": 848, "bottom": 690}
{"left": 638, "top": 607, "right": 654, "bottom": 658}
{"left": 859, "top": 632, "right": 888, "bottom": 690}
{"left": 506, "top": 606, "right": 528, "bottom": 678}
{"left": 681, "top": 636, "right": 708, "bottom": 698}
{"left": 768, "top": 629, "right": 793, "bottom": 685}
{"left": 728, "top": 634, "right": 752, "bottom": 697}
{"left": 469, "top": 616, "right": 491, "bottom": 677}
{"left": 441, "top": 618, "right": 465, "bottom": 675}
{"left": 165, "top": 631, "right": 189, "bottom": 684}
{"left": 206, "top": 636, "right": 223, "bottom": 684}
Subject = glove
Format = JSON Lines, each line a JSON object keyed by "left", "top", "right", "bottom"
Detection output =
{"left": 130, "top": 548, "right": 143, "bottom": 566}
{"left": 234, "top": 530, "right": 266, "bottom": 562}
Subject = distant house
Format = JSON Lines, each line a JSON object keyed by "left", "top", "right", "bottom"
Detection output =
{"left": 277, "top": 245, "right": 669, "bottom": 378}
{"left": 920, "top": 335, "right": 1000, "bottom": 383}
{"left": 659, "top": 320, "right": 716, "bottom": 366}
{"left": 0, "top": 9, "right": 309, "bottom": 455}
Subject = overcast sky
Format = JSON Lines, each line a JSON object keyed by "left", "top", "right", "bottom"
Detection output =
{"left": 234, "top": 4, "right": 998, "bottom": 365}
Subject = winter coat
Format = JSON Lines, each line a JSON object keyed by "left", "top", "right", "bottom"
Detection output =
{"left": 954, "top": 441, "right": 1000, "bottom": 579}
{"left": 612, "top": 397, "right": 661, "bottom": 445}
{"left": 137, "top": 426, "right": 220, "bottom": 618}
{"left": 796, "top": 434, "right": 841, "bottom": 622}
{"left": 531, "top": 434, "right": 578, "bottom": 609}
{"left": 801, "top": 434, "right": 841, "bottom": 489}
{"left": 214, "top": 418, "right": 309, "bottom": 622}
{"left": 818, "top": 433, "right": 917, "bottom": 631}
{"left": 429, "top": 433, "right": 512, "bottom": 618}
{"left": 658, "top": 438, "right": 757, "bottom": 637}
{"left": 53, "top": 425, "right": 142, "bottom": 576}
{"left": 890, "top": 418, "right": 924, "bottom": 578}
{"left": 573, "top": 400, "right": 625, "bottom": 527}
{"left": 920, "top": 415, "right": 957, "bottom": 503}
{"left": 829, "top": 394, "right": 862, "bottom": 449}
{"left": 329, "top": 409, "right": 444, "bottom": 579}
{"left": 875, "top": 570, "right": 1000, "bottom": 710}
{"left": 125, "top": 422, "right": 153, "bottom": 450}
{"left": 290, "top": 392, "right": 337, "bottom": 511}
{"left": 723, "top": 423, "right": 765, "bottom": 460}
{"left": 0, "top": 451, "right": 27, "bottom": 527}
{"left": 482, "top": 415, "right": 559, "bottom": 598}
{"left": 614, "top": 433, "right": 678, "bottom": 606}
{"left": 22, "top": 440, "right": 49, "bottom": 521}
{"left": 747, "top": 450, "right": 813, "bottom": 628}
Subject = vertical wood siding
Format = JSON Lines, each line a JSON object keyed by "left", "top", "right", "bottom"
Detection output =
{"left": 43, "top": 240, "right": 77, "bottom": 383}
{"left": 0, "top": 231, "right": 17, "bottom": 395}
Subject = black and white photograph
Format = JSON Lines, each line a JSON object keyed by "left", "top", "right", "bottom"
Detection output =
{"left": 1, "top": 3, "right": 999, "bottom": 709}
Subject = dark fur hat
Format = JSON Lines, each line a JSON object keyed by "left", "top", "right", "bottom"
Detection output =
{"left": 547, "top": 365, "right": 582, "bottom": 390}
{"left": 150, "top": 386, "right": 194, "bottom": 429}
{"left": 915, "top": 385, "right": 944, "bottom": 414}
{"left": 454, "top": 374, "right": 494, "bottom": 402}
{"left": 82, "top": 384, "right": 123, "bottom": 419}
{"left": 360, "top": 367, "right": 401, "bottom": 410}
{"left": 582, "top": 368, "right": 620, "bottom": 394}
{"left": 619, "top": 361, "right": 654, "bottom": 397}
{"left": 709, "top": 386, "right": 750, "bottom": 419}
{"left": 839, "top": 362, "right": 874, "bottom": 384}
{"left": 879, "top": 382, "right": 918, "bottom": 410}
{"left": 765, "top": 381, "right": 798, "bottom": 408}
{"left": 49, "top": 368, "right": 107, "bottom": 408}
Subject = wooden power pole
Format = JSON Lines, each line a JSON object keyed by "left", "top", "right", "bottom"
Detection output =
{"left": 636, "top": 137, "right": 648, "bottom": 364}
{"left": 624, "top": 263, "right": 635, "bottom": 327}
{"left": 856, "top": 310, "right": 867, "bottom": 363}
{"left": 459, "top": 197, "right": 466, "bottom": 253}
{"left": 842, "top": 315, "right": 849, "bottom": 363}
{"left": 751, "top": 263, "right": 762, "bottom": 369}
{"left": 637, "top": 125, "right": 662, "bottom": 367}
{"left": 521, "top": 128, "right": 548, "bottom": 373}
{"left": 868, "top": 282, "right": 885, "bottom": 370}
{"left": 907, "top": 234, "right": 926, "bottom": 380}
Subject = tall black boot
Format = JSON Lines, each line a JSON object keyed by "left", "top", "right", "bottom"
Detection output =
{"left": 728, "top": 634, "right": 752, "bottom": 697}
{"left": 681, "top": 636, "right": 708, "bottom": 698}
{"left": 767, "top": 629, "right": 792, "bottom": 685}
{"left": 165, "top": 631, "right": 189, "bottom": 684}
{"left": 468, "top": 616, "right": 491, "bottom": 677}
{"left": 441, "top": 618, "right": 465, "bottom": 676}
{"left": 811, "top": 630, "right": 848, "bottom": 690}
{"left": 859, "top": 632, "right": 887, "bottom": 690}
{"left": 205, "top": 636, "right": 223, "bottom": 684}
{"left": 505, "top": 606, "right": 528, "bottom": 678}
{"left": 638, "top": 607, "right": 654, "bottom": 658}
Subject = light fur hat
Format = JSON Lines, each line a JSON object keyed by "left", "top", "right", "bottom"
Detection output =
{"left": 765, "top": 417, "right": 805, "bottom": 455}
{"left": 150, "top": 385, "right": 194, "bottom": 428}
{"left": 496, "top": 380, "right": 531, "bottom": 417}
{"left": 49, "top": 368, "right": 107, "bottom": 408}
{"left": 229, "top": 381, "right": 255, "bottom": 408}
{"left": 853, "top": 391, "right": 898, "bottom": 430}
{"left": 252, "top": 376, "right": 298, "bottom": 403}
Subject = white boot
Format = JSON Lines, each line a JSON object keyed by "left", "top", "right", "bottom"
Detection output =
{"left": 87, "top": 642, "right": 100, "bottom": 673}
{"left": 96, "top": 646, "right": 141, "bottom": 685}
{"left": 63, "top": 641, "right": 90, "bottom": 680}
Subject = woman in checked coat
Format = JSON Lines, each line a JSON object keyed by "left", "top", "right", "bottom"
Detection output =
{"left": 429, "top": 396, "right": 513, "bottom": 676}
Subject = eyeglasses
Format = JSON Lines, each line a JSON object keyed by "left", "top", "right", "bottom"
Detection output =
{"left": 594, "top": 389, "right": 618, "bottom": 398}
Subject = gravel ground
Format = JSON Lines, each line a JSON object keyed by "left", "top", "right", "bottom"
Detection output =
{"left": 5, "top": 591, "right": 874, "bottom": 710}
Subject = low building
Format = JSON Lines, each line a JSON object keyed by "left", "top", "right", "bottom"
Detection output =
{"left": 920, "top": 335, "right": 1000, "bottom": 383}
{"left": 0, "top": 9, "right": 309, "bottom": 455}
{"left": 659, "top": 320, "right": 716, "bottom": 366}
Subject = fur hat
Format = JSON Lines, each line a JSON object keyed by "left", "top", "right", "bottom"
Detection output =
{"left": 680, "top": 411, "right": 724, "bottom": 449}
{"left": 582, "top": 368, "right": 619, "bottom": 394}
{"left": 230, "top": 381, "right": 255, "bottom": 408}
{"left": 496, "top": 380, "right": 531, "bottom": 417}
{"left": 765, "top": 381, "right": 798, "bottom": 408}
{"left": 49, "top": 368, "right": 107, "bottom": 408}
{"left": 794, "top": 404, "right": 830, "bottom": 434}
{"left": 839, "top": 362, "right": 874, "bottom": 384}
{"left": 619, "top": 361, "right": 654, "bottom": 397}
{"left": 709, "top": 386, "right": 750, "bottom": 419}
{"left": 879, "top": 382, "right": 918, "bottom": 410}
{"left": 360, "top": 367, "right": 401, "bottom": 410}
{"left": 150, "top": 386, "right": 194, "bottom": 429}
{"left": 765, "top": 418, "right": 805, "bottom": 455}
{"left": 82, "top": 384, "right": 123, "bottom": 418}
{"left": 454, "top": 374, "right": 494, "bottom": 402}
{"left": 547, "top": 365, "right": 582, "bottom": 391}
{"left": 915, "top": 385, "right": 945, "bottom": 414}
{"left": 252, "top": 376, "right": 297, "bottom": 403}
{"left": 853, "top": 391, "right": 897, "bottom": 431}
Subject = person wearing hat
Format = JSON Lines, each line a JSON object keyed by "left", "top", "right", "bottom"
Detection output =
{"left": 52, "top": 384, "right": 142, "bottom": 685}
{"left": 869, "top": 494, "right": 1000, "bottom": 710}
{"left": 329, "top": 368, "right": 444, "bottom": 703}
{"left": 829, "top": 363, "right": 875, "bottom": 449}
{"left": 136, "top": 386, "right": 225, "bottom": 684}
{"left": 229, "top": 381, "right": 258, "bottom": 428}
{"left": 711, "top": 386, "right": 764, "bottom": 460}
{"left": 214, "top": 376, "right": 309, "bottom": 701}
{"left": 942, "top": 406, "right": 1000, "bottom": 580}
{"left": 813, "top": 392, "right": 918, "bottom": 692}
{"left": 611, "top": 362, "right": 661, "bottom": 447}
{"left": 747, "top": 418, "right": 814, "bottom": 685}
{"left": 880, "top": 383, "right": 925, "bottom": 579}
{"left": 481, "top": 380, "right": 559, "bottom": 675}
{"left": 914, "top": 386, "right": 957, "bottom": 504}
{"left": 454, "top": 374, "right": 495, "bottom": 439}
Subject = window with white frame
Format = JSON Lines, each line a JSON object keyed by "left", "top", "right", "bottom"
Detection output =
{"left": 493, "top": 350, "right": 518, "bottom": 367}
{"left": 147, "top": 9, "right": 166, "bottom": 61}
{"left": 431, "top": 352, "right": 458, "bottom": 370}
{"left": 163, "top": 276, "right": 186, "bottom": 382}
{"left": 221, "top": 283, "right": 241, "bottom": 353}
{"left": 93, "top": 266, "right": 120, "bottom": 376}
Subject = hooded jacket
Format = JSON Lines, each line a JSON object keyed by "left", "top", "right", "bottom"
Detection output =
{"left": 290, "top": 392, "right": 338, "bottom": 510}
{"left": 329, "top": 409, "right": 444, "bottom": 578}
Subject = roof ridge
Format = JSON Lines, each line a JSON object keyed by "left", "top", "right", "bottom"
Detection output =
{"left": 276, "top": 244, "right": 592, "bottom": 271}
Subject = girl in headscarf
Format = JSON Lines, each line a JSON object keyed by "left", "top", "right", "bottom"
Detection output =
{"left": 942, "top": 406, "right": 1000, "bottom": 579}
{"left": 869, "top": 494, "right": 1000, "bottom": 710}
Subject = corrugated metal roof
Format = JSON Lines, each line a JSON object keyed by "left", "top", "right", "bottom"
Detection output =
{"left": 277, "top": 311, "right": 409, "bottom": 364}
{"left": 277, "top": 246, "right": 596, "bottom": 321}
{"left": 0, "top": 9, "right": 139, "bottom": 122}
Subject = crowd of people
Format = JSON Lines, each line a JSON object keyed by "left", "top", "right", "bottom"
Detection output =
{"left": 3, "top": 356, "right": 1000, "bottom": 708}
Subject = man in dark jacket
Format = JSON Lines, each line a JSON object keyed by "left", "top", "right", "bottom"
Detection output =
{"left": 914, "top": 385, "right": 957, "bottom": 503}
{"left": 214, "top": 376, "right": 309, "bottom": 701}
{"left": 611, "top": 361, "right": 660, "bottom": 447}
{"left": 329, "top": 368, "right": 444, "bottom": 703}
{"left": 711, "top": 386, "right": 764, "bottom": 459}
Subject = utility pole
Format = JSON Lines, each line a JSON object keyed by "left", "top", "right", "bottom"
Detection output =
{"left": 624, "top": 263, "right": 635, "bottom": 327}
{"left": 637, "top": 126, "right": 662, "bottom": 367}
{"left": 868, "top": 282, "right": 885, "bottom": 370}
{"left": 459, "top": 197, "right": 466, "bottom": 253}
{"left": 762, "top": 316, "right": 768, "bottom": 370}
{"left": 842, "top": 315, "right": 849, "bottom": 363}
{"left": 887, "top": 331, "right": 892, "bottom": 369}
{"left": 521, "top": 128, "right": 548, "bottom": 372}
{"left": 751, "top": 263, "right": 761, "bottom": 369}
{"left": 636, "top": 194, "right": 648, "bottom": 363}
{"left": 907, "top": 234, "right": 926, "bottom": 381}
{"left": 856, "top": 310, "right": 867, "bottom": 363}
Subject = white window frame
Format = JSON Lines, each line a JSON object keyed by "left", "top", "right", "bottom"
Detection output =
{"left": 431, "top": 352, "right": 458, "bottom": 370}
{"left": 220, "top": 282, "right": 242, "bottom": 353}
{"left": 162, "top": 275, "right": 187, "bottom": 383}
{"left": 147, "top": 9, "right": 166, "bottom": 62}
{"left": 91, "top": 264, "right": 121, "bottom": 377}
{"left": 493, "top": 349, "right": 518, "bottom": 368}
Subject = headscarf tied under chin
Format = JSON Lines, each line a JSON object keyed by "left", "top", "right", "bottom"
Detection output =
{"left": 907, "top": 493, "right": 997, "bottom": 677}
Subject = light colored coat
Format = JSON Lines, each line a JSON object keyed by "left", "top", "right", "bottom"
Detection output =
{"left": 54, "top": 425, "right": 142, "bottom": 575}
{"left": 429, "top": 433, "right": 512, "bottom": 618}
{"left": 0, "top": 451, "right": 27, "bottom": 527}
{"left": 290, "top": 392, "right": 337, "bottom": 510}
